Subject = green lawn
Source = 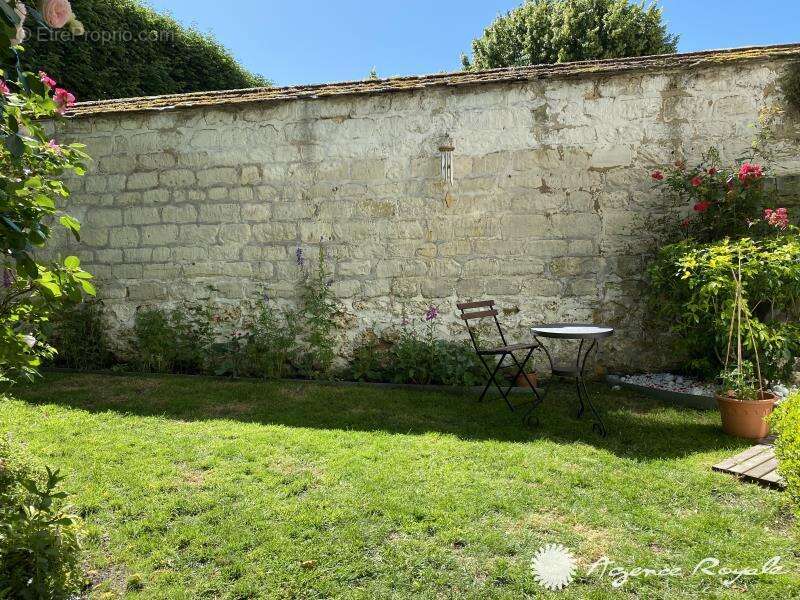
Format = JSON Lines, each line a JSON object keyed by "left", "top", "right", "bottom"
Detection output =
{"left": 1, "top": 373, "right": 796, "bottom": 599}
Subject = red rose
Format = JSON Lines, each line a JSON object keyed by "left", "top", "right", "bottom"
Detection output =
{"left": 680, "top": 218, "right": 691, "bottom": 228}
{"left": 651, "top": 170, "right": 664, "bottom": 181}
{"left": 693, "top": 201, "right": 711, "bottom": 213}
{"left": 691, "top": 176, "right": 702, "bottom": 187}
{"left": 707, "top": 167, "right": 717, "bottom": 176}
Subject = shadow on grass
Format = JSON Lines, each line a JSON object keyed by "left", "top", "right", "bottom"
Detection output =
{"left": 13, "top": 371, "right": 740, "bottom": 461}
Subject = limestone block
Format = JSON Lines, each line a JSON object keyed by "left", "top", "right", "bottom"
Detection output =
{"left": 138, "top": 153, "right": 178, "bottom": 170}
{"left": 253, "top": 222, "right": 298, "bottom": 243}
{"left": 127, "top": 281, "right": 169, "bottom": 300}
{"left": 78, "top": 227, "right": 109, "bottom": 248}
{"left": 199, "top": 204, "right": 241, "bottom": 223}
{"left": 98, "top": 155, "right": 137, "bottom": 175}
{"left": 500, "top": 214, "right": 551, "bottom": 239}
{"left": 338, "top": 260, "right": 371, "bottom": 277}
{"left": 173, "top": 246, "right": 209, "bottom": 261}
{"left": 113, "top": 264, "right": 143, "bottom": 279}
{"left": 123, "top": 248, "right": 153, "bottom": 263}
{"left": 126, "top": 172, "right": 159, "bottom": 191}
{"left": 219, "top": 224, "right": 252, "bottom": 244}
{"left": 124, "top": 207, "right": 160, "bottom": 225}
{"left": 85, "top": 208, "right": 122, "bottom": 228}
{"left": 161, "top": 205, "right": 198, "bottom": 223}
{"left": 159, "top": 169, "right": 196, "bottom": 189}
{"left": 94, "top": 249, "right": 122, "bottom": 264}
{"left": 241, "top": 204, "right": 270, "bottom": 222}
{"left": 141, "top": 224, "right": 179, "bottom": 246}
{"left": 179, "top": 224, "right": 220, "bottom": 245}
{"left": 108, "top": 227, "right": 140, "bottom": 248}
{"left": 196, "top": 167, "right": 238, "bottom": 188}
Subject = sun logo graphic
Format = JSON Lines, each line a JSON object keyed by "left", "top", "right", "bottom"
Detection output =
{"left": 531, "top": 543, "right": 577, "bottom": 591}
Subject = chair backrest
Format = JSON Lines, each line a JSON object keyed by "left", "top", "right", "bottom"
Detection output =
{"left": 456, "top": 300, "right": 508, "bottom": 351}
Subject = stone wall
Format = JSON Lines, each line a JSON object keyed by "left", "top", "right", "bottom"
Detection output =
{"left": 50, "top": 55, "right": 800, "bottom": 370}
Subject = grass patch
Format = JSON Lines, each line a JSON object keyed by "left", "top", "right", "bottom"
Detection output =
{"left": 1, "top": 372, "right": 796, "bottom": 598}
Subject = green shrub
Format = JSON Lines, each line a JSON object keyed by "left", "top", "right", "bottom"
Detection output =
{"left": 349, "top": 309, "right": 486, "bottom": 387}
{"left": 22, "top": 0, "right": 269, "bottom": 101}
{"left": 647, "top": 234, "right": 800, "bottom": 380}
{"left": 0, "top": 437, "right": 85, "bottom": 599}
{"left": 771, "top": 392, "right": 800, "bottom": 541}
{"left": 130, "top": 304, "right": 213, "bottom": 374}
{"left": 210, "top": 293, "right": 299, "bottom": 379}
{"left": 47, "top": 300, "right": 113, "bottom": 370}
{"left": 296, "top": 247, "right": 339, "bottom": 379}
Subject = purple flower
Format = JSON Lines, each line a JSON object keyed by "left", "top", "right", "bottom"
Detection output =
{"left": 2, "top": 268, "right": 12, "bottom": 288}
{"left": 263, "top": 291, "right": 270, "bottom": 303}
{"left": 295, "top": 247, "right": 305, "bottom": 267}
{"left": 424, "top": 305, "right": 439, "bottom": 321}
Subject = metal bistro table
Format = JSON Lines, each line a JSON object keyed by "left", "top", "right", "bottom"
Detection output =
{"left": 530, "top": 324, "right": 614, "bottom": 437}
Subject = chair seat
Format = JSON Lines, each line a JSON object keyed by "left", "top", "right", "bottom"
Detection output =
{"left": 478, "top": 342, "right": 539, "bottom": 356}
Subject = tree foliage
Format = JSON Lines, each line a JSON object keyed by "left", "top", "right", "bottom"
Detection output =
{"left": 462, "top": 0, "right": 677, "bottom": 70}
{"left": 20, "top": 0, "right": 269, "bottom": 101}
{"left": 1, "top": 1, "right": 95, "bottom": 381}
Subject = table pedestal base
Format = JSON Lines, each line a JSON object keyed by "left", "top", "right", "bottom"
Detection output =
{"left": 531, "top": 337, "right": 608, "bottom": 437}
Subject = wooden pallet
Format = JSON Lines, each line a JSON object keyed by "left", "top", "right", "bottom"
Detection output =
{"left": 712, "top": 442, "right": 786, "bottom": 489}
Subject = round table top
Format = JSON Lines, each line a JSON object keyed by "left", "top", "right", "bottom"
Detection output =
{"left": 531, "top": 324, "right": 614, "bottom": 340}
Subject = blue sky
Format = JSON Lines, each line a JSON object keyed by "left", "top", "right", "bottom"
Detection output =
{"left": 146, "top": 1, "right": 800, "bottom": 87}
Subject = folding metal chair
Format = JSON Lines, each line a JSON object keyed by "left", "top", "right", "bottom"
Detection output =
{"left": 457, "top": 300, "right": 544, "bottom": 422}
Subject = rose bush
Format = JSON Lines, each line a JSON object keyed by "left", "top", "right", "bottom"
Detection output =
{"left": 646, "top": 144, "right": 800, "bottom": 381}
{"left": 0, "top": 5, "right": 90, "bottom": 597}
{"left": 647, "top": 148, "right": 785, "bottom": 243}
{"left": 0, "top": 1, "right": 93, "bottom": 382}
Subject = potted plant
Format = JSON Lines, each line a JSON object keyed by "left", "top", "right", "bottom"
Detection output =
{"left": 515, "top": 370, "right": 539, "bottom": 388}
{"left": 715, "top": 261, "right": 777, "bottom": 439}
{"left": 717, "top": 362, "right": 776, "bottom": 439}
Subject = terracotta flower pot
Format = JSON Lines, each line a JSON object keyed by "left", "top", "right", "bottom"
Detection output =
{"left": 515, "top": 371, "right": 538, "bottom": 388}
{"left": 715, "top": 392, "right": 777, "bottom": 440}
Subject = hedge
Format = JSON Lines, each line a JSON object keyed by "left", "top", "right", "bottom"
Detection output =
{"left": 772, "top": 391, "right": 800, "bottom": 541}
{"left": 22, "top": 0, "right": 269, "bottom": 101}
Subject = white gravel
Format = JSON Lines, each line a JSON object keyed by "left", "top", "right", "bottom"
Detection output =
{"left": 615, "top": 372, "right": 797, "bottom": 400}
{"left": 617, "top": 373, "right": 715, "bottom": 396}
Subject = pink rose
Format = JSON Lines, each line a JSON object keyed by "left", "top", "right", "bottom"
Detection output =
{"left": 53, "top": 87, "right": 76, "bottom": 113}
{"left": 39, "top": 71, "right": 56, "bottom": 88}
{"left": 0, "top": 80, "right": 9, "bottom": 95}
{"left": 738, "top": 162, "right": 763, "bottom": 182}
{"left": 41, "top": 0, "right": 74, "bottom": 29}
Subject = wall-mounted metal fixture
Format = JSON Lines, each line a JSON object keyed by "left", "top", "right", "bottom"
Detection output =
{"left": 439, "top": 134, "right": 454, "bottom": 184}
